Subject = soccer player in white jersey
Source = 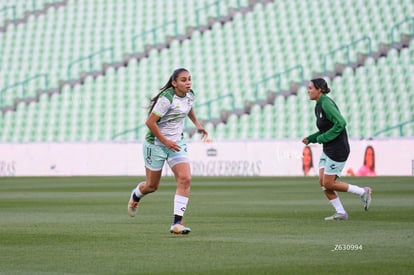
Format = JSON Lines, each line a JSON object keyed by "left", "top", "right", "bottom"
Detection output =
{"left": 128, "top": 68, "right": 208, "bottom": 234}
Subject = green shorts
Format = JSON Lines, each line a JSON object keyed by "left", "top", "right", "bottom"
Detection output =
{"left": 318, "top": 152, "right": 346, "bottom": 177}
{"left": 143, "top": 140, "right": 189, "bottom": 171}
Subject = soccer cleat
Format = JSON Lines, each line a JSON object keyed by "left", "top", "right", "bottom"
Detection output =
{"left": 169, "top": 223, "right": 191, "bottom": 234}
{"left": 127, "top": 189, "right": 139, "bottom": 217}
{"left": 324, "top": 212, "right": 349, "bottom": 221}
{"left": 361, "top": 187, "right": 372, "bottom": 211}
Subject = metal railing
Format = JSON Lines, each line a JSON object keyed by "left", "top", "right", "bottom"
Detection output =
{"left": 132, "top": 20, "right": 178, "bottom": 53}
{"left": 31, "top": 0, "right": 61, "bottom": 10}
{"left": 322, "top": 36, "right": 372, "bottom": 74}
{"left": 390, "top": 16, "right": 414, "bottom": 48}
{"left": 67, "top": 48, "right": 115, "bottom": 80}
{"left": 3, "top": 0, "right": 255, "bottom": 112}
{"left": 372, "top": 118, "right": 414, "bottom": 138}
{"left": 1, "top": 1, "right": 62, "bottom": 25}
{"left": 195, "top": 93, "right": 236, "bottom": 121}
{"left": 254, "top": 65, "right": 304, "bottom": 102}
{"left": 0, "top": 6, "right": 17, "bottom": 23}
{"left": 195, "top": 0, "right": 222, "bottom": 27}
{"left": 112, "top": 124, "right": 147, "bottom": 141}
{"left": 0, "top": 74, "right": 49, "bottom": 107}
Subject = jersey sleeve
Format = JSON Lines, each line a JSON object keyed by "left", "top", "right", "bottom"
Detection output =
{"left": 316, "top": 99, "right": 347, "bottom": 143}
{"left": 307, "top": 131, "right": 321, "bottom": 143}
{"left": 151, "top": 96, "right": 171, "bottom": 118}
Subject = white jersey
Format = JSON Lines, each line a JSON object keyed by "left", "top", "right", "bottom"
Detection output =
{"left": 146, "top": 87, "right": 195, "bottom": 145}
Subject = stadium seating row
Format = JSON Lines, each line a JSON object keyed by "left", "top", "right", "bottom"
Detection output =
{"left": 199, "top": 45, "right": 414, "bottom": 141}
{"left": 2, "top": 0, "right": 413, "bottom": 107}
{"left": 1, "top": 0, "right": 251, "bottom": 103}
{"left": 0, "top": 0, "right": 413, "bottom": 142}
{"left": 0, "top": 0, "right": 61, "bottom": 22}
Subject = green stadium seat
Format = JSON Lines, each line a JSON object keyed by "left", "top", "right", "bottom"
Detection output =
{"left": 1, "top": 0, "right": 413, "bottom": 142}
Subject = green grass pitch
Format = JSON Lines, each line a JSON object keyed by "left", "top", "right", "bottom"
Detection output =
{"left": 0, "top": 176, "right": 413, "bottom": 274}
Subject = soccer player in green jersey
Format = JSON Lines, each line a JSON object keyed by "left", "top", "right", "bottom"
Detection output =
{"left": 302, "top": 78, "right": 372, "bottom": 220}
{"left": 128, "top": 68, "right": 208, "bottom": 234}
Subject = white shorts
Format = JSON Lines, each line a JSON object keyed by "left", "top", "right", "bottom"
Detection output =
{"left": 318, "top": 152, "right": 346, "bottom": 177}
{"left": 143, "top": 140, "right": 189, "bottom": 171}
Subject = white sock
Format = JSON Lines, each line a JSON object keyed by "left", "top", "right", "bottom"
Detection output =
{"left": 134, "top": 182, "right": 145, "bottom": 198}
{"left": 347, "top": 184, "right": 365, "bottom": 196}
{"left": 174, "top": 195, "right": 189, "bottom": 216}
{"left": 329, "top": 197, "right": 346, "bottom": 214}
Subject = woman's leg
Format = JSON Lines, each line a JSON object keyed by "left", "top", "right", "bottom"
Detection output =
{"left": 127, "top": 168, "right": 162, "bottom": 217}
{"left": 169, "top": 162, "right": 192, "bottom": 234}
{"left": 171, "top": 162, "right": 191, "bottom": 197}
{"left": 319, "top": 168, "right": 337, "bottom": 200}
{"left": 139, "top": 167, "right": 163, "bottom": 194}
{"left": 320, "top": 171, "right": 347, "bottom": 219}
{"left": 323, "top": 174, "right": 372, "bottom": 212}
{"left": 323, "top": 174, "right": 349, "bottom": 193}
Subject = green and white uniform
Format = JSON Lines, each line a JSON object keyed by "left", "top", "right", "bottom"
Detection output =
{"left": 143, "top": 87, "right": 195, "bottom": 171}
{"left": 307, "top": 94, "right": 350, "bottom": 176}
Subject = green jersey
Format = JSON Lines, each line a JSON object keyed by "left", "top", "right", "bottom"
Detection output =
{"left": 146, "top": 87, "right": 195, "bottom": 145}
{"left": 307, "top": 94, "right": 350, "bottom": 162}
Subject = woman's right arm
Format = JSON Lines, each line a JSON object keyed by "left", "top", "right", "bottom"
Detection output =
{"left": 146, "top": 113, "right": 180, "bottom": 151}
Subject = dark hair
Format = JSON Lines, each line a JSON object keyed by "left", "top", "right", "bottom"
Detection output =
{"left": 311, "top": 78, "right": 331, "bottom": 94}
{"left": 302, "top": 146, "right": 314, "bottom": 172}
{"left": 148, "top": 68, "right": 189, "bottom": 115}
{"left": 363, "top": 145, "right": 375, "bottom": 170}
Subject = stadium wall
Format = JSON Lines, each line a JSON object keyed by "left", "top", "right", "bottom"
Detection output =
{"left": 0, "top": 139, "right": 413, "bottom": 177}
